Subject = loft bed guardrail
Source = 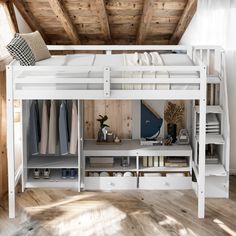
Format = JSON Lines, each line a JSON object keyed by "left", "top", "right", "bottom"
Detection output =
{"left": 11, "top": 65, "right": 206, "bottom": 100}
{"left": 8, "top": 45, "right": 206, "bottom": 100}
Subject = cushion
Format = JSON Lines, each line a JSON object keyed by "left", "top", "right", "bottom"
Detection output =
{"left": 6, "top": 33, "right": 36, "bottom": 66}
{"left": 20, "top": 31, "right": 51, "bottom": 61}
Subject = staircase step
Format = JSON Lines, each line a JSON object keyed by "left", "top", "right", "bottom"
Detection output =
{"left": 196, "top": 134, "right": 225, "bottom": 145}
{"left": 193, "top": 162, "right": 227, "bottom": 177}
{"left": 207, "top": 75, "right": 221, "bottom": 84}
{"left": 195, "top": 105, "right": 223, "bottom": 114}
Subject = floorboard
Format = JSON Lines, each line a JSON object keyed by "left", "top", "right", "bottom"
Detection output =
{"left": 1, "top": 177, "right": 236, "bottom": 236}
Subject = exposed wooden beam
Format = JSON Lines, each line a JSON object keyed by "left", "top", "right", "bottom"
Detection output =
{"left": 94, "top": 0, "right": 112, "bottom": 43}
{"left": 3, "top": 0, "right": 19, "bottom": 33}
{"left": 136, "top": 0, "right": 155, "bottom": 45}
{"left": 169, "top": 0, "right": 197, "bottom": 44}
{"left": 12, "top": 0, "right": 49, "bottom": 43}
{"left": 47, "top": 0, "right": 80, "bottom": 44}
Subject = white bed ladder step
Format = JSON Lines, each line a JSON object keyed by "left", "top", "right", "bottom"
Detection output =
{"left": 194, "top": 105, "right": 223, "bottom": 114}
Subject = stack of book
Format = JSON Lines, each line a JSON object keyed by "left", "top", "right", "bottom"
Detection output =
{"left": 142, "top": 156, "right": 164, "bottom": 167}
{"left": 164, "top": 157, "right": 188, "bottom": 167}
{"left": 89, "top": 157, "right": 114, "bottom": 168}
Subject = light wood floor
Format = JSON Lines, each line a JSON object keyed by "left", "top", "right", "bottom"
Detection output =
{"left": 1, "top": 177, "right": 236, "bottom": 236}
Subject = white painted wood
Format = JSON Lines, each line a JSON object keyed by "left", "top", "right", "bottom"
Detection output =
{"left": 198, "top": 65, "right": 207, "bottom": 219}
{"left": 205, "top": 176, "right": 228, "bottom": 198}
{"left": 15, "top": 78, "right": 202, "bottom": 84}
{"left": 222, "top": 51, "right": 230, "bottom": 198}
{"left": 80, "top": 100, "right": 85, "bottom": 190}
{"left": 139, "top": 166, "right": 190, "bottom": 172}
{"left": 14, "top": 90, "right": 202, "bottom": 100}
{"left": 26, "top": 170, "right": 78, "bottom": 189}
{"left": 78, "top": 100, "right": 82, "bottom": 192}
{"left": 21, "top": 100, "right": 29, "bottom": 193}
{"left": 196, "top": 134, "right": 224, "bottom": 145}
{"left": 6, "top": 65, "right": 16, "bottom": 219}
{"left": 14, "top": 165, "right": 22, "bottom": 187}
{"left": 84, "top": 177, "right": 137, "bottom": 190}
{"left": 14, "top": 65, "right": 202, "bottom": 72}
{"left": 47, "top": 45, "right": 189, "bottom": 51}
{"left": 84, "top": 140, "right": 192, "bottom": 157}
{"left": 27, "top": 156, "right": 78, "bottom": 168}
{"left": 205, "top": 164, "right": 227, "bottom": 177}
{"left": 195, "top": 105, "right": 223, "bottom": 113}
{"left": 139, "top": 176, "right": 192, "bottom": 190}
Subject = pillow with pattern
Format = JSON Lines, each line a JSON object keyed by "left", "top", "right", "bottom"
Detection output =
{"left": 6, "top": 33, "right": 36, "bottom": 66}
{"left": 21, "top": 31, "right": 51, "bottom": 62}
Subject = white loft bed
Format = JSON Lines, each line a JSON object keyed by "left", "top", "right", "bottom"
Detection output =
{"left": 6, "top": 45, "right": 209, "bottom": 219}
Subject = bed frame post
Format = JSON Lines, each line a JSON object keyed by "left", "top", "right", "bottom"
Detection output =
{"left": 187, "top": 46, "right": 193, "bottom": 59}
{"left": 198, "top": 65, "right": 207, "bottom": 218}
{"left": 6, "top": 65, "right": 16, "bottom": 218}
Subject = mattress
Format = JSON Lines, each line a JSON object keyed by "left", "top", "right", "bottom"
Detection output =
{"left": 15, "top": 53, "right": 200, "bottom": 91}
{"left": 161, "top": 53, "right": 199, "bottom": 90}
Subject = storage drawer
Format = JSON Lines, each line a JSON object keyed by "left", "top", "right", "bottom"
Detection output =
{"left": 193, "top": 176, "right": 228, "bottom": 198}
{"left": 84, "top": 177, "right": 137, "bottom": 190}
{"left": 205, "top": 176, "right": 228, "bottom": 198}
{"left": 139, "top": 176, "right": 192, "bottom": 190}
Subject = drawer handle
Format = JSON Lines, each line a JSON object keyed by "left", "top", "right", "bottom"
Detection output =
{"left": 163, "top": 181, "right": 169, "bottom": 186}
{"left": 109, "top": 182, "right": 115, "bottom": 187}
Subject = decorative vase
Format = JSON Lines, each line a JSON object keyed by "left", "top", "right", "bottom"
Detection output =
{"left": 167, "top": 123, "right": 177, "bottom": 143}
{"left": 97, "top": 128, "right": 104, "bottom": 142}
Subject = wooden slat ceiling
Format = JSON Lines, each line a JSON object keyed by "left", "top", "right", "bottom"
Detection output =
{"left": 11, "top": 0, "right": 197, "bottom": 45}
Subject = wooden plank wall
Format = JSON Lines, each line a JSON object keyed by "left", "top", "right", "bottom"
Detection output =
{"left": 84, "top": 100, "right": 132, "bottom": 139}
{"left": 0, "top": 70, "right": 7, "bottom": 201}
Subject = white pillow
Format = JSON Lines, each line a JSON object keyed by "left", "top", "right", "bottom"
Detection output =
{"left": 20, "top": 31, "right": 51, "bottom": 62}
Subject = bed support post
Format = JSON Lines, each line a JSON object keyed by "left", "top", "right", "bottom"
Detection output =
{"left": 198, "top": 66, "right": 207, "bottom": 218}
{"left": 6, "top": 65, "right": 16, "bottom": 218}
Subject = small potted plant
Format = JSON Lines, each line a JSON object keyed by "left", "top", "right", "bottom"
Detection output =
{"left": 164, "top": 102, "right": 184, "bottom": 143}
{"left": 97, "top": 115, "right": 110, "bottom": 142}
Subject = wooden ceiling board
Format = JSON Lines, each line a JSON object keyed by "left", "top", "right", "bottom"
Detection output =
{"left": 12, "top": 0, "right": 196, "bottom": 45}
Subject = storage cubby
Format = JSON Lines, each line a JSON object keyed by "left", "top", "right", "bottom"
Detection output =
{"left": 22, "top": 100, "right": 81, "bottom": 190}
{"left": 26, "top": 169, "right": 78, "bottom": 189}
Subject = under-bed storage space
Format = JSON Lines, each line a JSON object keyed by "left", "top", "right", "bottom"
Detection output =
{"left": 83, "top": 140, "right": 192, "bottom": 191}
{"left": 26, "top": 169, "right": 78, "bottom": 189}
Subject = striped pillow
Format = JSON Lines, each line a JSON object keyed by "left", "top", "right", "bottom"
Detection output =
{"left": 6, "top": 33, "right": 36, "bottom": 66}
